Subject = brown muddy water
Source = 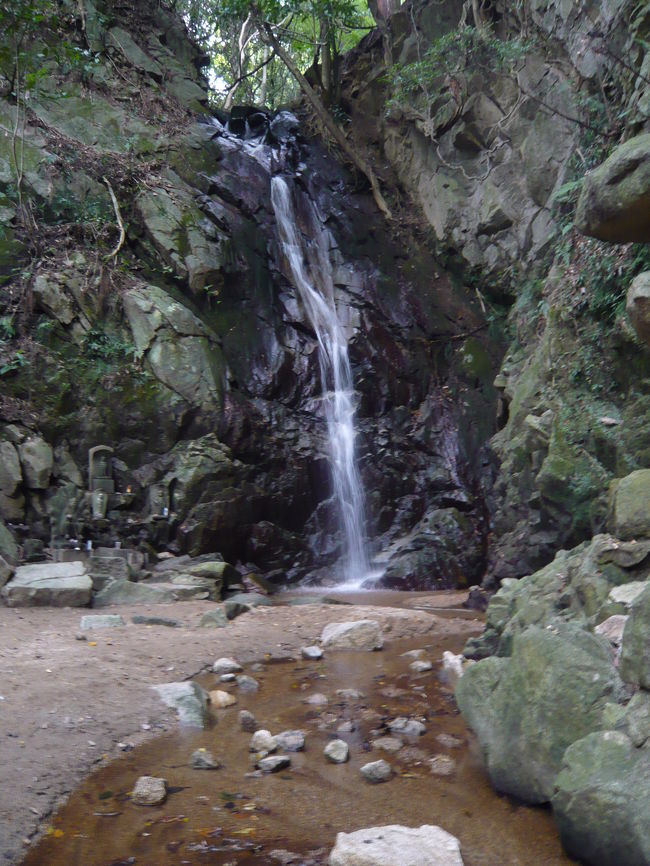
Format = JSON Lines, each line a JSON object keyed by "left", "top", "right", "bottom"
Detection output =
{"left": 21, "top": 594, "right": 576, "bottom": 866}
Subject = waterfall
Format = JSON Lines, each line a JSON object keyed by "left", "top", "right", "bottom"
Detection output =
{"left": 271, "top": 176, "right": 372, "bottom": 587}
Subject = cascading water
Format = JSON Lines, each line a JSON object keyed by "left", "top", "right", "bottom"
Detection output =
{"left": 271, "top": 175, "right": 373, "bottom": 588}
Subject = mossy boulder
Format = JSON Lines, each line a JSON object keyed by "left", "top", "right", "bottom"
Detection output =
{"left": 610, "top": 469, "right": 650, "bottom": 540}
{"left": 576, "top": 133, "right": 650, "bottom": 243}
{"left": 552, "top": 731, "right": 650, "bottom": 866}
{"left": 619, "top": 581, "right": 650, "bottom": 688}
{"left": 626, "top": 271, "right": 650, "bottom": 347}
{"left": 456, "top": 623, "right": 624, "bottom": 804}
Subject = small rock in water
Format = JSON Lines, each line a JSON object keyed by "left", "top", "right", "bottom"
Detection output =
{"left": 360, "top": 760, "right": 392, "bottom": 783}
{"left": 209, "top": 689, "right": 237, "bottom": 708}
{"left": 275, "top": 730, "right": 306, "bottom": 752}
{"left": 250, "top": 662, "right": 265, "bottom": 673}
{"left": 329, "top": 824, "right": 464, "bottom": 866}
{"left": 305, "top": 692, "right": 328, "bottom": 706}
{"left": 257, "top": 755, "right": 291, "bottom": 773}
{"left": 237, "top": 674, "right": 259, "bottom": 692}
{"left": 410, "top": 660, "right": 433, "bottom": 673}
{"left": 372, "top": 736, "right": 403, "bottom": 754}
{"left": 336, "top": 688, "right": 365, "bottom": 700}
{"left": 239, "top": 709, "right": 258, "bottom": 732}
{"left": 250, "top": 730, "right": 277, "bottom": 753}
{"left": 436, "top": 733, "right": 463, "bottom": 749}
{"left": 132, "top": 776, "right": 167, "bottom": 805}
{"left": 429, "top": 755, "right": 457, "bottom": 777}
{"left": 220, "top": 673, "right": 237, "bottom": 683}
{"left": 151, "top": 681, "right": 209, "bottom": 728}
{"left": 213, "top": 657, "right": 243, "bottom": 674}
{"left": 388, "top": 717, "right": 426, "bottom": 737}
{"left": 440, "top": 651, "right": 465, "bottom": 688}
{"left": 80, "top": 614, "right": 125, "bottom": 630}
{"left": 191, "top": 748, "right": 220, "bottom": 770}
{"left": 337, "top": 720, "right": 355, "bottom": 733}
{"left": 401, "top": 649, "right": 425, "bottom": 659}
{"left": 324, "top": 739, "right": 349, "bottom": 763}
{"left": 301, "top": 645, "right": 323, "bottom": 660}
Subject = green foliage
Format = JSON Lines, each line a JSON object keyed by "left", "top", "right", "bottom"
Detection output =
{"left": 386, "top": 26, "right": 532, "bottom": 109}
{"left": 176, "top": 0, "right": 371, "bottom": 108}
{"left": 0, "top": 349, "right": 25, "bottom": 376}
{"left": 0, "top": 314, "right": 16, "bottom": 340}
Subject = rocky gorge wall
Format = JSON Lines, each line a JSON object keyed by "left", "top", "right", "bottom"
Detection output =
{"left": 0, "top": 0, "right": 499, "bottom": 589}
{"left": 341, "top": 0, "right": 650, "bottom": 584}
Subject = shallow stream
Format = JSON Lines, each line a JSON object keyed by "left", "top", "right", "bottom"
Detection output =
{"left": 21, "top": 596, "right": 575, "bottom": 866}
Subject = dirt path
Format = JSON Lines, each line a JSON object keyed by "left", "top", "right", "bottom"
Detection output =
{"left": 0, "top": 594, "right": 481, "bottom": 864}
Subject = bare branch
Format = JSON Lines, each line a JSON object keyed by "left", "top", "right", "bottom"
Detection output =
{"left": 102, "top": 177, "right": 126, "bottom": 262}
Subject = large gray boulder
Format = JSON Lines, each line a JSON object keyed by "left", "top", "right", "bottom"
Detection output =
{"left": 456, "top": 624, "right": 623, "bottom": 803}
{"left": 0, "top": 554, "right": 13, "bottom": 588}
{"left": 329, "top": 824, "right": 464, "bottom": 866}
{"left": 321, "top": 620, "right": 384, "bottom": 650}
{"left": 552, "top": 731, "right": 650, "bottom": 866}
{"left": 611, "top": 470, "right": 650, "bottom": 541}
{"left": 619, "top": 582, "right": 650, "bottom": 689}
{"left": 1, "top": 561, "right": 92, "bottom": 607}
{"left": 93, "top": 580, "right": 179, "bottom": 606}
{"left": 0, "top": 441, "right": 22, "bottom": 495}
{"left": 17, "top": 435, "right": 53, "bottom": 489}
{"left": 576, "top": 133, "right": 650, "bottom": 243}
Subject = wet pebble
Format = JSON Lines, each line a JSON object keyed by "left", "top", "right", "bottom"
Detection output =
{"left": 275, "top": 730, "right": 306, "bottom": 752}
{"left": 436, "top": 733, "right": 463, "bottom": 749}
{"left": 239, "top": 709, "right": 258, "bottom": 732}
{"left": 250, "top": 730, "right": 277, "bottom": 754}
{"left": 191, "top": 748, "right": 220, "bottom": 770}
{"left": 237, "top": 675, "right": 259, "bottom": 692}
{"left": 257, "top": 755, "right": 291, "bottom": 773}
{"left": 337, "top": 720, "right": 355, "bottom": 733}
{"left": 336, "top": 689, "right": 365, "bottom": 700}
{"left": 371, "top": 736, "right": 403, "bottom": 753}
{"left": 429, "top": 754, "right": 457, "bottom": 776}
{"left": 360, "top": 760, "right": 392, "bottom": 783}
{"left": 401, "top": 649, "right": 425, "bottom": 659}
{"left": 220, "top": 673, "right": 236, "bottom": 683}
{"left": 301, "top": 646, "right": 323, "bottom": 660}
{"left": 305, "top": 692, "right": 328, "bottom": 706}
{"left": 324, "top": 739, "right": 349, "bottom": 763}
{"left": 213, "top": 657, "right": 243, "bottom": 675}
{"left": 409, "top": 660, "right": 433, "bottom": 673}
{"left": 388, "top": 717, "right": 426, "bottom": 737}
{"left": 132, "top": 776, "right": 167, "bottom": 805}
{"left": 209, "top": 689, "right": 237, "bottom": 708}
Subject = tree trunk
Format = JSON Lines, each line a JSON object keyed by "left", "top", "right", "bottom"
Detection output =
{"left": 256, "top": 18, "right": 392, "bottom": 220}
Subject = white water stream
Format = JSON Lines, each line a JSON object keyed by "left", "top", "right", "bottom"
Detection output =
{"left": 271, "top": 176, "right": 374, "bottom": 587}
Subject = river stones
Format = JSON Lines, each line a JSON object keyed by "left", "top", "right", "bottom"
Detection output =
{"left": 237, "top": 674, "right": 259, "bottom": 692}
{"left": 321, "top": 620, "right": 384, "bottom": 651}
{"left": 387, "top": 717, "right": 426, "bottom": 737}
{"left": 429, "top": 755, "right": 457, "bottom": 776}
{"left": 199, "top": 608, "right": 228, "bottom": 628}
{"left": 213, "top": 657, "right": 243, "bottom": 674}
{"left": 360, "top": 760, "right": 392, "bottom": 783}
{"left": 151, "top": 681, "right": 210, "bottom": 727}
{"left": 257, "top": 755, "right": 291, "bottom": 773}
{"left": 239, "top": 710, "right": 257, "bottom": 732}
{"left": 409, "top": 660, "right": 433, "bottom": 673}
{"left": 275, "top": 730, "right": 306, "bottom": 752}
{"left": 329, "top": 824, "right": 464, "bottom": 866}
{"left": 324, "top": 739, "right": 349, "bottom": 763}
{"left": 250, "top": 730, "right": 277, "bottom": 754}
{"left": 132, "top": 776, "right": 167, "bottom": 806}
{"left": 209, "top": 689, "right": 237, "bottom": 708}
{"left": 191, "top": 748, "right": 220, "bottom": 770}
{"left": 372, "top": 736, "right": 403, "bottom": 753}
{"left": 301, "top": 645, "right": 323, "bottom": 660}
